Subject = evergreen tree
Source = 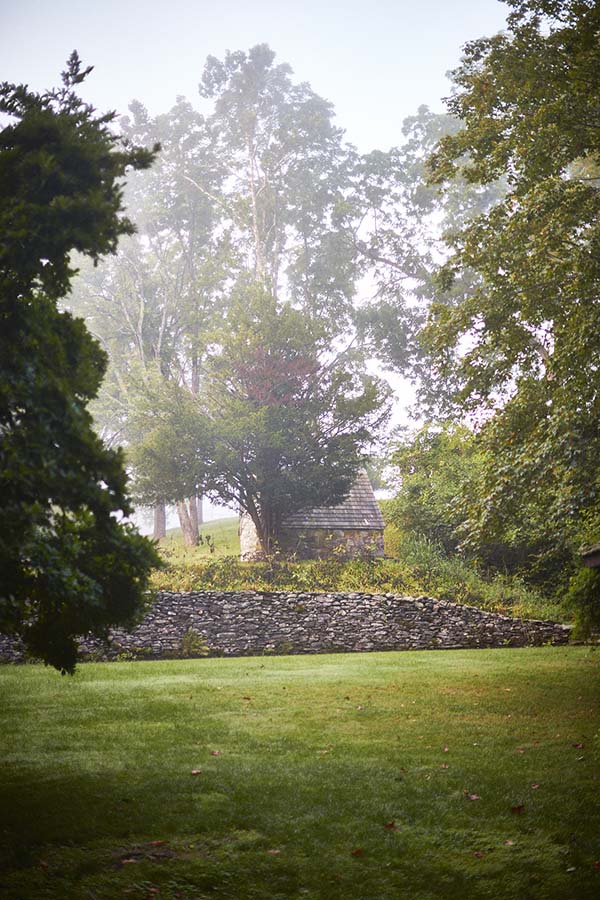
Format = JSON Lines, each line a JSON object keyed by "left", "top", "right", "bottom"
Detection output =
{"left": 0, "top": 55, "right": 160, "bottom": 672}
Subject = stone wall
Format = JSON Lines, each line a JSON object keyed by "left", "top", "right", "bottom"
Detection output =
{"left": 0, "top": 591, "right": 570, "bottom": 664}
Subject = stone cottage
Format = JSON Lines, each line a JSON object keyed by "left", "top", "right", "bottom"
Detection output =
{"left": 240, "top": 469, "right": 385, "bottom": 560}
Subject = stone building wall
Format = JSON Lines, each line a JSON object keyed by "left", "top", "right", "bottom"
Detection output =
{"left": 239, "top": 513, "right": 385, "bottom": 561}
{"left": 0, "top": 591, "right": 570, "bottom": 664}
{"left": 277, "top": 527, "right": 385, "bottom": 560}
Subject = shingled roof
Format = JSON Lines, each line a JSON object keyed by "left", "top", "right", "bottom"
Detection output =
{"left": 282, "top": 470, "right": 384, "bottom": 531}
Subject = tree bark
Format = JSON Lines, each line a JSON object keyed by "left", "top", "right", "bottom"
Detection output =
{"left": 176, "top": 500, "right": 198, "bottom": 547}
{"left": 153, "top": 503, "right": 166, "bottom": 541}
{"left": 188, "top": 496, "right": 201, "bottom": 541}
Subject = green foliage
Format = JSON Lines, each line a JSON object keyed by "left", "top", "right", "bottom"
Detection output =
{"left": 0, "top": 55, "right": 160, "bottom": 673}
{"left": 423, "top": 0, "right": 600, "bottom": 612}
{"left": 180, "top": 628, "right": 210, "bottom": 658}
{"left": 384, "top": 425, "right": 483, "bottom": 554}
{"left": 131, "top": 285, "right": 391, "bottom": 554}
{"left": 150, "top": 529, "right": 565, "bottom": 623}
{"left": 384, "top": 424, "right": 575, "bottom": 592}
{"left": 565, "top": 567, "right": 600, "bottom": 637}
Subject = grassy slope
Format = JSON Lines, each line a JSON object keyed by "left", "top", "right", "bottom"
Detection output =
{"left": 1, "top": 647, "right": 598, "bottom": 899}
{"left": 153, "top": 519, "right": 565, "bottom": 623}
{"left": 162, "top": 516, "right": 240, "bottom": 559}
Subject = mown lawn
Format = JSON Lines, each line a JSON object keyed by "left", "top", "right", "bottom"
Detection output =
{"left": 0, "top": 647, "right": 598, "bottom": 899}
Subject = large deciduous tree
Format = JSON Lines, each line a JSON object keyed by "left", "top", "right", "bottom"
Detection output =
{"left": 0, "top": 55, "right": 160, "bottom": 672}
{"left": 425, "top": 0, "right": 600, "bottom": 610}
{"left": 199, "top": 44, "right": 359, "bottom": 327}
{"left": 68, "top": 97, "right": 232, "bottom": 543}
{"left": 71, "top": 44, "right": 390, "bottom": 531}
{"left": 130, "top": 286, "right": 391, "bottom": 555}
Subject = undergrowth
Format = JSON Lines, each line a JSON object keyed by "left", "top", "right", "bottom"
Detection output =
{"left": 150, "top": 526, "right": 570, "bottom": 623}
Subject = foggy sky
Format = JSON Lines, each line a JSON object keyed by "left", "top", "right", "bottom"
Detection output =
{"left": 2, "top": 0, "right": 510, "bottom": 152}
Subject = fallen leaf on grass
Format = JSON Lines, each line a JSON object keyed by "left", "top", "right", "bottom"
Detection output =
{"left": 242, "top": 696, "right": 252, "bottom": 701}
{"left": 351, "top": 848, "right": 365, "bottom": 857}
{"left": 504, "top": 839, "right": 514, "bottom": 846}
{"left": 592, "top": 861, "right": 600, "bottom": 871}
{"left": 440, "top": 763, "right": 449, "bottom": 769}
{"left": 355, "top": 705, "right": 364, "bottom": 710}
{"left": 267, "top": 849, "right": 281, "bottom": 855}
{"left": 210, "top": 750, "right": 222, "bottom": 757}
{"left": 516, "top": 747, "right": 526, "bottom": 754}
{"left": 384, "top": 821, "right": 398, "bottom": 831}
{"left": 511, "top": 805, "right": 525, "bottom": 815}
{"left": 115, "top": 843, "right": 177, "bottom": 868}
{"left": 473, "top": 851, "right": 485, "bottom": 859}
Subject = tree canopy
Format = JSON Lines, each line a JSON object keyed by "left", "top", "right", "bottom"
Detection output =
{"left": 0, "top": 54, "right": 161, "bottom": 673}
{"left": 423, "top": 0, "right": 600, "bottom": 609}
{"left": 130, "top": 285, "right": 390, "bottom": 554}
{"left": 69, "top": 45, "right": 395, "bottom": 536}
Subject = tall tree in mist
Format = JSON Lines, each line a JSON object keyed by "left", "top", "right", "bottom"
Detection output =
{"left": 69, "top": 98, "right": 232, "bottom": 543}
{"left": 199, "top": 44, "right": 360, "bottom": 329}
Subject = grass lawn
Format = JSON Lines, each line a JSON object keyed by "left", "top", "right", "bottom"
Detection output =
{"left": 161, "top": 517, "right": 240, "bottom": 559}
{"left": 1, "top": 647, "right": 598, "bottom": 899}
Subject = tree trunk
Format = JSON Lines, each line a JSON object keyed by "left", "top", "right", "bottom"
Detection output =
{"left": 153, "top": 503, "right": 166, "bottom": 541}
{"left": 188, "top": 496, "right": 201, "bottom": 541}
{"left": 176, "top": 500, "right": 198, "bottom": 547}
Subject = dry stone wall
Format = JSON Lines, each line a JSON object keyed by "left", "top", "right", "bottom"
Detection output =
{"left": 0, "top": 591, "right": 570, "bottom": 664}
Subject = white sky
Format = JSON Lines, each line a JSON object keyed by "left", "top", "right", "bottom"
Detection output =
{"left": 2, "top": 0, "right": 510, "bottom": 152}
{"left": 1, "top": 0, "right": 512, "bottom": 525}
